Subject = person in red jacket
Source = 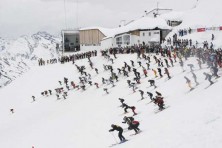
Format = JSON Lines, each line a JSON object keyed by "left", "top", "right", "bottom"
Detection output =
{"left": 154, "top": 96, "right": 164, "bottom": 110}
{"left": 143, "top": 67, "right": 148, "bottom": 77}
{"left": 164, "top": 68, "right": 171, "bottom": 79}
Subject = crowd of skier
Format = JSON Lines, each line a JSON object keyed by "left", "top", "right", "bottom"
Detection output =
{"left": 9, "top": 34, "right": 222, "bottom": 146}
{"left": 38, "top": 50, "right": 97, "bottom": 66}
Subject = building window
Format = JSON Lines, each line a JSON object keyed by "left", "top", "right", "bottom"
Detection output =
{"left": 143, "top": 33, "right": 145, "bottom": 36}
{"left": 149, "top": 32, "right": 151, "bottom": 36}
{"left": 123, "top": 35, "right": 130, "bottom": 45}
{"left": 116, "top": 36, "right": 122, "bottom": 45}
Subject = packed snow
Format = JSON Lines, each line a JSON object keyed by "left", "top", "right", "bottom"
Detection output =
{"left": 0, "top": 52, "right": 222, "bottom": 148}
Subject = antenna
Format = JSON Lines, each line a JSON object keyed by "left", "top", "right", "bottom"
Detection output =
{"left": 63, "top": 0, "right": 67, "bottom": 29}
{"left": 157, "top": 1, "right": 159, "bottom": 15}
{"left": 76, "top": 0, "right": 79, "bottom": 28}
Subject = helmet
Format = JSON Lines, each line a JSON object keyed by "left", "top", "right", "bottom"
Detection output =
{"left": 111, "top": 124, "right": 115, "bottom": 128}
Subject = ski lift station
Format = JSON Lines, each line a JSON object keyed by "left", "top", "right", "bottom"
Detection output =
{"left": 61, "top": 8, "right": 183, "bottom": 52}
{"left": 79, "top": 16, "right": 173, "bottom": 51}
{"left": 61, "top": 30, "right": 80, "bottom": 53}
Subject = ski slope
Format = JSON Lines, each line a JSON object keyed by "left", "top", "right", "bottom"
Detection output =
{"left": 0, "top": 53, "right": 222, "bottom": 148}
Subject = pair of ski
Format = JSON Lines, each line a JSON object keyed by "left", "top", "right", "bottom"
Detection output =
{"left": 154, "top": 106, "right": 170, "bottom": 114}
{"left": 109, "top": 139, "right": 128, "bottom": 147}
{"left": 109, "top": 131, "right": 142, "bottom": 147}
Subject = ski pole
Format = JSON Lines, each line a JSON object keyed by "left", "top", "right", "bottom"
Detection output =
{"left": 110, "top": 132, "right": 118, "bottom": 144}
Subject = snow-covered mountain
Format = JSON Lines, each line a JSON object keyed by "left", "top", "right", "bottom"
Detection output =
{"left": 0, "top": 32, "right": 61, "bottom": 87}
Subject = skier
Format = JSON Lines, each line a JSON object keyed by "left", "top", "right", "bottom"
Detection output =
{"left": 88, "top": 74, "right": 91, "bottom": 80}
{"left": 117, "top": 68, "right": 122, "bottom": 74}
{"left": 109, "top": 124, "right": 126, "bottom": 143}
{"left": 148, "top": 80, "right": 157, "bottom": 88}
{"left": 211, "top": 66, "right": 220, "bottom": 78}
{"left": 104, "top": 88, "right": 109, "bottom": 94}
{"left": 130, "top": 60, "right": 134, "bottom": 67}
{"left": 64, "top": 77, "right": 68, "bottom": 86}
{"left": 130, "top": 82, "right": 136, "bottom": 92}
{"left": 197, "top": 59, "right": 202, "bottom": 69}
{"left": 164, "top": 59, "right": 170, "bottom": 68}
{"left": 203, "top": 72, "right": 214, "bottom": 85}
{"left": 127, "top": 65, "right": 131, "bottom": 72}
{"left": 122, "top": 103, "right": 130, "bottom": 113}
{"left": 134, "top": 77, "right": 141, "bottom": 84}
{"left": 136, "top": 72, "right": 141, "bottom": 79}
{"left": 157, "top": 68, "right": 163, "bottom": 77}
{"left": 56, "top": 94, "right": 60, "bottom": 100}
{"left": 164, "top": 68, "right": 171, "bottom": 79}
{"left": 32, "top": 96, "right": 35, "bottom": 102}
{"left": 127, "top": 80, "right": 131, "bottom": 87}
{"left": 152, "top": 69, "right": 158, "bottom": 78}
{"left": 48, "top": 90, "right": 52, "bottom": 95}
{"left": 94, "top": 83, "right": 99, "bottom": 88}
{"left": 169, "top": 58, "right": 174, "bottom": 67}
{"left": 88, "top": 81, "right": 92, "bottom": 86}
{"left": 119, "top": 98, "right": 125, "bottom": 107}
{"left": 155, "top": 91, "right": 162, "bottom": 96}
{"left": 179, "top": 60, "right": 185, "bottom": 72}
{"left": 191, "top": 72, "right": 199, "bottom": 85}
{"left": 122, "top": 116, "right": 140, "bottom": 134}
{"left": 153, "top": 96, "right": 165, "bottom": 110}
{"left": 63, "top": 91, "right": 68, "bottom": 99}
{"left": 81, "top": 85, "right": 86, "bottom": 91}
{"left": 138, "top": 90, "right": 144, "bottom": 99}
{"left": 146, "top": 63, "right": 150, "bottom": 70}
{"left": 147, "top": 91, "right": 153, "bottom": 100}
{"left": 110, "top": 58, "right": 114, "bottom": 64}
{"left": 138, "top": 61, "right": 142, "bottom": 67}
{"left": 184, "top": 76, "right": 193, "bottom": 90}
{"left": 71, "top": 81, "right": 76, "bottom": 89}
{"left": 143, "top": 67, "right": 148, "bottom": 77}
{"left": 102, "top": 78, "right": 106, "bottom": 84}
{"left": 130, "top": 106, "right": 137, "bottom": 116}
{"left": 187, "top": 64, "right": 194, "bottom": 72}
{"left": 95, "top": 68, "right": 99, "bottom": 74}
{"left": 10, "top": 109, "right": 14, "bottom": 114}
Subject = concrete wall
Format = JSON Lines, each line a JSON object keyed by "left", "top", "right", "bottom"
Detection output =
{"left": 139, "top": 30, "right": 160, "bottom": 44}
{"left": 101, "top": 38, "right": 114, "bottom": 49}
{"left": 80, "top": 29, "right": 105, "bottom": 45}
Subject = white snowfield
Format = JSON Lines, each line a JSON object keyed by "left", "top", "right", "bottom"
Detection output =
{"left": 0, "top": 53, "right": 222, "bottom": 148}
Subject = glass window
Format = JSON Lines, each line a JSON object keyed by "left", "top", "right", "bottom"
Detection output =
{"left": 123, "top": 35, "right": 130, "bottom": 45}
{"left": 116, "top": 36, "right": 122, "bottom": 45}
{"left": 149, "top": 32, "right": 151, "bottom": 36}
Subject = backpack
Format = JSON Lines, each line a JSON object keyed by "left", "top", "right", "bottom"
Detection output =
{"left": 132, "top": 121, "right": 139, "bottom": 125}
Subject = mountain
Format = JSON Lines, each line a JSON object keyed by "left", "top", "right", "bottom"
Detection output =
{"left": 0, "top": 32, "right": 61, "bottom": 87}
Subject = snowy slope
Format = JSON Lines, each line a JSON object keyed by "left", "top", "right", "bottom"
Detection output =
{"left": 0, "top": 53, "right": 222, "bottom": 148}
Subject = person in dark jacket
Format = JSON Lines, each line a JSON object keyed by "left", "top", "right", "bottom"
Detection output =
{"left": 203, "top": 72, "right": 214, "bottom": 85}
{"left": 147, "top": 92, "right": 153, "bottom": 100}
{"left": 109, "top": 124, "right": 126, "bottom": 142}
{"left": 191, "top": 72, "right": 199, "bottom": 85}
